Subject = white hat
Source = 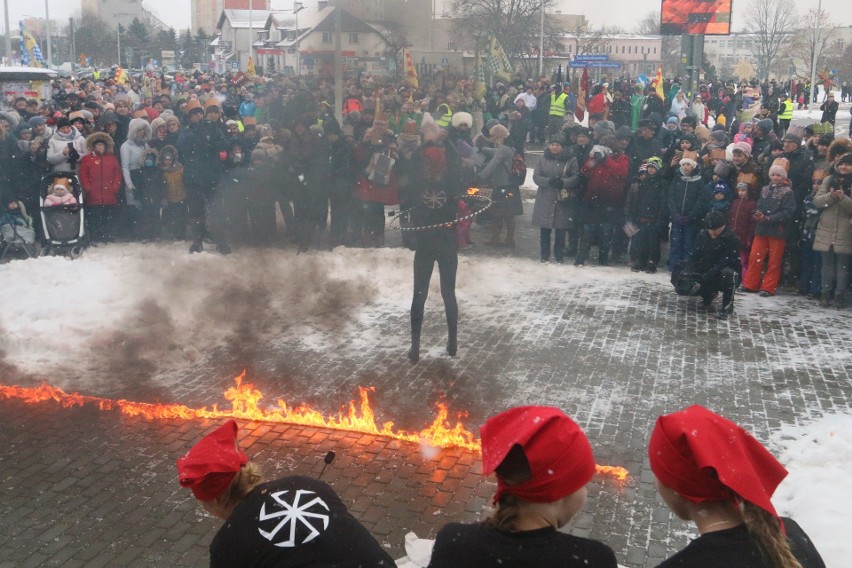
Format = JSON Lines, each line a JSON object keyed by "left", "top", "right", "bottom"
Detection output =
{"left": 451, "top": 112, "right": 473, "bottom": 129}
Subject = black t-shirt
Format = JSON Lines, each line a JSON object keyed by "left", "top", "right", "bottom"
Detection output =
{"left": 658, "top": 517, "right": 825, "bottom": 568}
{"left": 427, "top": 522, "right": 618, "bottom": 568}
{"left": 209, "top": 476, "right": 395, "bottom": 568}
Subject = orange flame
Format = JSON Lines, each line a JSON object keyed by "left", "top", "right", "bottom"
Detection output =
{"left": 466, "top": 187, "right": 480, "bottom": 195}
{"left": 0, "top": 373, "right": 628, "bottom": 480}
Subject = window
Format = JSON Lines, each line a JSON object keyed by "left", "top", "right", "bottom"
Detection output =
{"left": 349, "top": 32, "right": 359, "bottom": 44}
{"left": 322, "top": 32, "right": 332, "bottom": 44}
{"left": 653, "top": 46, "right": 657, "bottom": 54}
{"left": 448, "top": 42, "right": 457, "bottom": 50}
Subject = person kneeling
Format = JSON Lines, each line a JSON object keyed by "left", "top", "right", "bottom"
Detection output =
{"left": 428, "top": 406, "right": 618, "bottom": 568}
{"left": 671, "top": 210, "right": 741, "bottom": 318}
{"left": 177, "top": 420, "right": 394, "bottom": 567}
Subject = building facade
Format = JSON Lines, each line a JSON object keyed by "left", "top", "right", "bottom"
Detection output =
{"left": 194, "top": 0, "right": 270, "bottom": 36}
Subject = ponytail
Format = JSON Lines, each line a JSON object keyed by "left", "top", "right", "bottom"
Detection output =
{"left": 741, "top": 501, "right": 803, "bottom": 568}
{"left": 486, "top": 494, "right": 521, "bottom": 532}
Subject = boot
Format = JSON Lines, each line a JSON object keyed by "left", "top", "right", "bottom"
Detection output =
{"left": 598, "top": 250, "right": 609, "bottom": 266}
{"left": 818, "top": 294, "right": 831, "bottom": 307}
{"left": 408, "top": 317, "right": 422, "bottom": 364}
{"left": 487, "top": 219, "right": 503, "bottom": 245}
{"left": 832, "top": 293, "right": 846, "bottom": 310}
{"left": 446, "top": 311, "right": 458, "bottom": 357}
{"left": 502, "top": 218, "right": 515, "bottom": 247}
{"left": 645, "top": 261, "right": 657, "bottom": 274}
{"left": 189, "top": 240, "right": 203, "bottom": 253}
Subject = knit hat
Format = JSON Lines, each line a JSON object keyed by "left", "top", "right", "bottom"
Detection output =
{"left": 704, "top": 210, "right": 727, "bottom": 229}
{"left": 68, "top": 111, "right": 86, "bottom": 124}
{"left": 593, "top": 120, "right": 615, "bottom": 139}
{"left": 614, "top": 125, "right": 632, "bottom": 140}
{"left": 755, "top": 118, "right": 773, "bottom": 135}
{"left": 782, "top": 132, "right": 802, "bottom": 146}
{"left": 649, "top": 405, "right": 787, "bottom": 518}
{"left": 28, "top": 116, "right": 46, "bottom": 127}
{"left": 489, "top": 123, "right": 510, "bottom": 140}
{"left": 666, "top": 116, "right": 679, "bottom": 125}
{"left": 421, "top": 113, "right": 443, "bottom": 143}
{"left": 679, "top": 157, "right": 698, "bottom": 169}
{"left": 694, "top": 125, "right": 711, "bottom": 145}
{"left": 769, "top": 164, "right": 788, "bottom": 179}
{"left": 709, "top": 130, "right": 727, "bottom": 145}
{"left": 177, "top": 420, "right": 249, "bottom": 501}
{"left": 451, "top": 111, "right": 473, "bottom": 129}
{"left": 836, "top": 153, "right": 852, "bottom": 167}
{"left": 713, "top": 160, "right": 733, "bottom": 178}
{"left": 732, "top": 141, "right": 752, "bottom": 157}
{"left": 481, "top": 406, "right": 596, "bottom": 504}
{"left": 646, "top": 156, "right": 663, "bottom": 172}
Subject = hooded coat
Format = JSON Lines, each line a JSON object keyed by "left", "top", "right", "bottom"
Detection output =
{"left": 813, "top": 173, "right": 852, "bottom": 254}
{"left": 46, "top": 126, "right": 88, "bottom": 173}
{"left": 532, "top": 147, "right": 578, "bottom": 229}
{"left": 79, "top": 132, "right": 122, "bottom": 205}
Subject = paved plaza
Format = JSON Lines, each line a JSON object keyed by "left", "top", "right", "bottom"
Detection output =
{"left": 1, "top": 104, "right": 850, "bottom": 567}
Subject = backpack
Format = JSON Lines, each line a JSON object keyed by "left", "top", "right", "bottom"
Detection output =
{"left": 509, "top": 151, "right": 526, "bottom": 185}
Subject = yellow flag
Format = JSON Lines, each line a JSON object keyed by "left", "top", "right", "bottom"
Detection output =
{"left": 247, "top": 56, "right": 256, "bottom": 77}
{"left": 403, "top": 48, "right": 418, "bottom": 89}
{"left": 652, "top": 65, "right": 664, "bottom": 101}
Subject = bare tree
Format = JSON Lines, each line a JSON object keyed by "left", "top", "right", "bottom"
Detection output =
{"left": 790, "top": 8, "right": 836, "bottom": 82}
{"left": 745, "top": 0, "right": 797, "bottom": 81}
{"left": 450, "top": 0, "right": 560, "bottom": 76}
{"left": 634, "top": 11, "right": 681, "bottom": 76}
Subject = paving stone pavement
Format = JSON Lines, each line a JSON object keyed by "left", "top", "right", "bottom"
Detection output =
{"left": 1, "top": 201, "right": 851, "bottom": 567}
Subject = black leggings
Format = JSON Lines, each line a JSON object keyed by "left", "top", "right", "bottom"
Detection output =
{"left": 411, "top": 247, "right": 458, "bottom": 345}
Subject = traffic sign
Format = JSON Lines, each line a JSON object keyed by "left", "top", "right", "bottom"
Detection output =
{"left": 231, "top": 61, "right": 238, "bottom": 70}
{"left": 573, "top": 54, "right": 609, "bottom": 62}
{"left": 568, "top": 61, "right": 621, "bottom": 69}
{"left": 441, "top": 57, "right": 449, "bottom": 67}
{"left": 219, "top": 41, "right": 233, "bottom": 51}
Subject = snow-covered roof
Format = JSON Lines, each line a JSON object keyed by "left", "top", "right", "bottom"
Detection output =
{"left": 218, "top": 10, "right": 273, "bottom": 30}
{"left": 265, "top": 12, "right": 297, "bottom": 30}
{"left": 0, "top": 66, "right": 58, "bottom": 79}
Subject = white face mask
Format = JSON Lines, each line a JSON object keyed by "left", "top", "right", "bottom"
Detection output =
{"left": 233, "top": 153, "right": 242, "bottom": 162}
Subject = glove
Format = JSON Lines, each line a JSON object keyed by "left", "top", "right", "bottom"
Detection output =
{"left": 549, "top": 176, "right": 563, "bottom": 189}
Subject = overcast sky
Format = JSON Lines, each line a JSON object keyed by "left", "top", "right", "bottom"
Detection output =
{"left": 1, "top": 0, "right": 850, "bottom": 36}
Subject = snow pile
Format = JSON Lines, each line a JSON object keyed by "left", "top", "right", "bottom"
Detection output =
{"left": 772, "top": 413, "right": 852, "bottom": 567}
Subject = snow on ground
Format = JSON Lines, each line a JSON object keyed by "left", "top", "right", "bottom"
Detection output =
{"left": 1, "top": 243, "right": 850, "bottom": 563}
{"left": 773, "top": 414, "right": 852, "bottom": 568}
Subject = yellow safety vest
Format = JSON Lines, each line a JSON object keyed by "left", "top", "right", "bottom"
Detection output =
{"left": 435, "top": 103, "right": 453, "bottom": 127}
{"left": 779, "top": 99, "right": 793, "bottom": 120}
{"left": 92, "top": 70, "right": 100, "bottom": 80}
{"left": 549, "top": 93, "right": 567, "bottom": 117}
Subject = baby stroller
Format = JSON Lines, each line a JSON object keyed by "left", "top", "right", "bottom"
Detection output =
{"left": 40, "top": 171, "right": 86, "bottom": 258}
{"left": 0, "top": 197, "right": 40, "bottom": 263}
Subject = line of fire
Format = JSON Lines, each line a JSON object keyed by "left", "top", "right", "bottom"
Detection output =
{"left": 0, "top": 370, "right": 628, "bottom": 482}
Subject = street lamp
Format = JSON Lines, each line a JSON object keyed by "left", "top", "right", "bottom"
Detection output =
{"left": 293, "top": 1, "right": 304, "bottom": 76}
{"left": 44, "top": 0, "right": 51, "bottom": 67}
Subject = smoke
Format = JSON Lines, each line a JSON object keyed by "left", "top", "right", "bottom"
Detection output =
{"left": 0, "top": 245, "right": 384, "bottom": 391}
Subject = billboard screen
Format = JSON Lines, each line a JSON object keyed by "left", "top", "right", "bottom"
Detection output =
{"left": 660, "top": 0, "right": 732, "bottom": 35}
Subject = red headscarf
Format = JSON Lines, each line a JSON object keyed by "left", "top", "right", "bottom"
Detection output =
{"left": 480, "top": 406, "right": 595, "bottom": 504}
{"left": 648, "top": 405, "right": 787, "bottom": 518}
{"left": 177, "top": 420, "right": 249, "bottom": 501}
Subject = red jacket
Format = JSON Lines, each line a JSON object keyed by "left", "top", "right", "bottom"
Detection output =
{"left": 79, "top": 152, "right": 122, "bottom": 205}
{"left": 727, "top": 196, "right": 757, "bottom": 247}
{"left": 581, "top": 153, "right": 630, "bottom": 208}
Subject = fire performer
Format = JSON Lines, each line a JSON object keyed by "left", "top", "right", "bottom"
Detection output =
{"left": 649, "top": 405, "right": 826, "bottom": 567}
{"left": 403, "top": 116, "right": 465, "bottom": 364}
{"left": 177, "top": 420, "right": 394, "bottom": 567}
{"left": 428, "top": 406, "right": 619, "bottom": 567}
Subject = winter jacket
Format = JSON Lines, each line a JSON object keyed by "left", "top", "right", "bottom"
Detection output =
{"left": 783, "top": 146, "right": 815, "bottom": 218}
{"left": 476, "top": 144, "right": 515, "bottom": 188}
{"left": 43, "top": 191, "right": 77, "bottom": 207}
{"left": 732, "top": 158, "right": 764, "bottom": 201}
{"left": 754, "top": 182, "right": 796, "bottom": 239}
{"left": 46, "top": 128, "right": 88, "bottom": 173}
{"left": 532, "top": 148, "right": 578, "bottom": 230}
{"left": 687, "top": 226, "right": 742, "bottom": 275}
{"left": 668, "top": 171, "right": 710, "bottom": 225}
{"left": 625, "top": 172, "right": 666, "bottom": 226}
{"left": 727, "top": 197, "right": 757, "bottom": 248}
{"left": 120, "top": 118, "right": 153, "bottom": 206}
{"left": 177, "top": 120, "right": 228, "bottom": 192}
{"left": 580, "top": 152, "right": 630, "bottom": 210}
{"left": 406, "top": 140, "right": 464, "bottom": 251}
{"left": 79, "top": 153, "right": 122, "bottom": 206}
{"left": 813, "top": 174, "right": 852, "bottom": 254}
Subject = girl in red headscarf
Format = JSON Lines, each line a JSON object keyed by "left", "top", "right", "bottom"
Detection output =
{"left": 428, "top": 406, "right": 618, "bottom": 567}
{"left": 649, "top": 405, "right": 825, "bottom": 567}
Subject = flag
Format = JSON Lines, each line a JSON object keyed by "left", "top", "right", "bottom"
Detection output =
{"left": 486, "top": 37, "right": 513, "bottom": 81}
{"left": 652, "top": 65, "right": 664, "bottom": 101}
{"left": 575, "top": 66, "right": 589, "bottom": 122}
{"left": 402, "top": 48, "right": 418, "bottom": 89}
{"left": 247, "top": 56, "right": 256, "bottom": 77}
{"left": 473, "top": 47, "right": 486, "bottom": 99}
{"left": 115, "top": 66, "right": 128, "bottom": 84}
{"left": 19, "top": 22, "right": 47, "bottom": 67}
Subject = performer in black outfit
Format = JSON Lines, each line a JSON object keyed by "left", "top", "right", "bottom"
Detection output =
{"left": 649, "top": 405, "right": 826, "bottom": 568}
{"left": 177, "top": 420, "right": 394, "bottom": 568}
{"left": 404, "top": 117, "right": 464, "bottom": 364}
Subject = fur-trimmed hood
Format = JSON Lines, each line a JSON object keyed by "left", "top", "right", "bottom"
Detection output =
{"left": 86, "top": 131, "right": 115, "bottom": 154}
{"left": 127, "top": 117, "right": 152, "bottom": 144}
{"left": 827, "top": 137, "right": 852, "bottom": 164}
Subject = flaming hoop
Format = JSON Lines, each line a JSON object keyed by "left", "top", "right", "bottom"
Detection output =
{"left": 0, "top": 372, "right": 629, "bottom": 482}
{"left": 388, "top": 188, "right": 493, "bottom": 232}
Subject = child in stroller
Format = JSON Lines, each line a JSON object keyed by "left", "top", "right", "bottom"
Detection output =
{"left": 0, "top": 193, "right": 38, "bottom": 262}
{"left": 44, "top": 181, "right": 79, "bottom": 207}
{"left": 40, "top": 173, "right": 86, "bottom": 258}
